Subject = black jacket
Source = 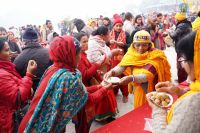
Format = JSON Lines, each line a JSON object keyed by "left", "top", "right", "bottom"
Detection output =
{"left": 170, "top": 19, "right": 192, "bottom": 50}
{"left": 8, "top": 41, "right": 21, "bottom": 62}
{"left": 8, "top": 41, "right": 21, "bottom": 54}
{"left": 121, "top": 32, "right": 132, "bottom": 53}
{"left": 14, "top": 43, "right": 52, "bottom": 91}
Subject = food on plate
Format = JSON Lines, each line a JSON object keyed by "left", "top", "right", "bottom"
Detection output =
{"left": 146, "top": 92, "right": 173, "bottom": 108}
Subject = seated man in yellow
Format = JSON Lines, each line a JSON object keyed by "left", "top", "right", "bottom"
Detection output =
{"left": 104, "top": 30, "right": 171, "bottom": 109}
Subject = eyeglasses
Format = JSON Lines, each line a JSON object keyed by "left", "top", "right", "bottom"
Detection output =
{"left": 178, "top": 57, "right": 187, "bottom": 63}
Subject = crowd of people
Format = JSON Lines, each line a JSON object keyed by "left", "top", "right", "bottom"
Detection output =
{"left": 0, "top": 10, "right": 200, "bottom": 133}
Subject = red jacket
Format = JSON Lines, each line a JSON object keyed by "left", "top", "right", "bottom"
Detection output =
{"left": 0, "top": 61, "right": 32, "bottom": 133}
{"left": 78, "top": 52, "right": 101, "bottom": 86}
{"left": 75, "top": 52, "right": 109, "bottom": 133}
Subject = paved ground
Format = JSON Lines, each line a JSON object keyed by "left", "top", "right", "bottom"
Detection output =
{"left": 65, "top": 47, "right": 177, "bottom": 133}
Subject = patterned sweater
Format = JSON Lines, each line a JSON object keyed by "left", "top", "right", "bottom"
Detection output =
{"left": 87, "top": 36, "right": 112, "bottom": 64}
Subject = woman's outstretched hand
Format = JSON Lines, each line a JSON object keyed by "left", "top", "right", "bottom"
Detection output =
{"left": 119, "top": 75, "right": 133, "bottom": 85}
{"left": 155, "top": 81, "right": 180, "bottom": 95}
{"left": 104, "top": 70, "right": 114, "bottom": 80}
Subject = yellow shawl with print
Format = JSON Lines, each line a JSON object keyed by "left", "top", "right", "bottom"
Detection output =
{"left": 118, "top": 46, "right": 171, "bottom": 108}
{"left": 119, "top": 46, "right": 171, "bottom": 82}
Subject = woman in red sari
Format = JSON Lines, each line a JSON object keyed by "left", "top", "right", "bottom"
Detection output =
{"left": 18, "top": 36, "right": 88, "bottom": 133}
{"left": 73, "top": 32, "right": 117, "bottom": 133}
{"left": 0, "top": 39, "right": 36, "bottom": 133}
{"left": 109, "top": 16, "right": 131, "bottom": 103}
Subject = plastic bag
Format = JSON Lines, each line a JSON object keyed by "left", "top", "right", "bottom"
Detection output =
{"left": 144, "top": 118, "right": 153, "bottom": 132}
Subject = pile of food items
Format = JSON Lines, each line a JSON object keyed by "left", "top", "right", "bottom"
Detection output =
{"left": 146, "top": 92, "right": 172, "bottom": 107}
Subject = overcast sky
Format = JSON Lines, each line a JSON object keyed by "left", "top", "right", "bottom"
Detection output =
{"left": 0, "top": 0, "right": 142, "bottom": 28}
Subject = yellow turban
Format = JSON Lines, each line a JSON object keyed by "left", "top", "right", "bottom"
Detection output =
{"left": 175, "top": 12, "right": 186, "bottom": 21}
{"left": 133, "top": 30, "right": 151, "bottom": 43}
{"left": 87, "top": 19, "right": 96, "bottom": 26}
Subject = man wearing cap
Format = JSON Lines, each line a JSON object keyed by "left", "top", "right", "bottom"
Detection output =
{"left": 14, "top": 28, "right": 52, "bottom": 92}
{"left": 170, "top": 12, "right": 192, "bottom": 47}
{"left": 104, "top": 30, "right": 171, "bottom": 109}
{"left": 169, "top": 12, "right": 192, "bottom": 83}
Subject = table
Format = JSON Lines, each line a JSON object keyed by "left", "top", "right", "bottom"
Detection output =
{"left": 92, "top": 104, "right": 152, "bottom": 133}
